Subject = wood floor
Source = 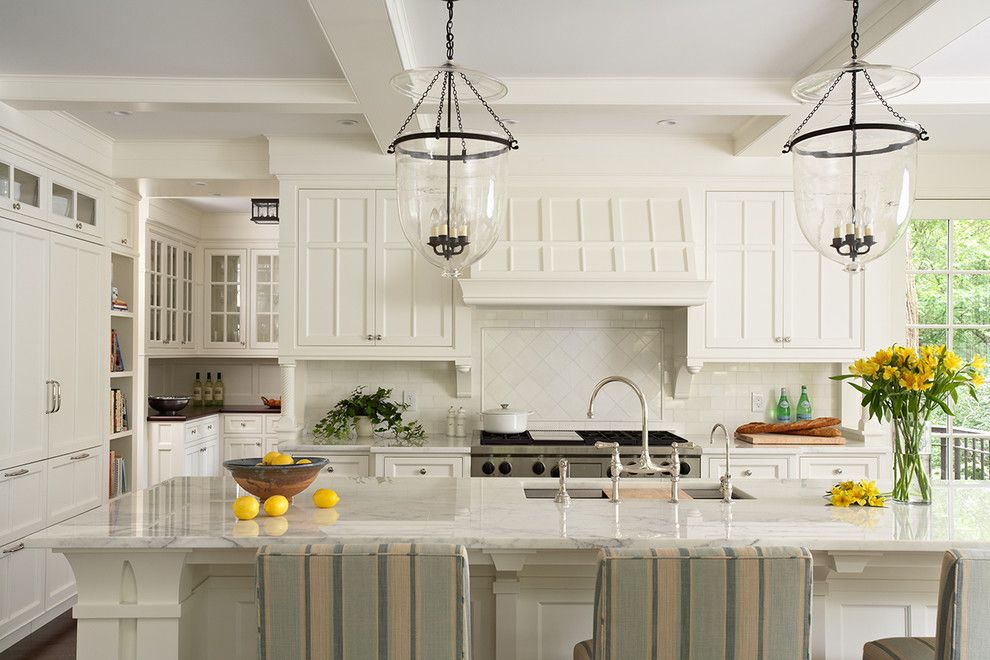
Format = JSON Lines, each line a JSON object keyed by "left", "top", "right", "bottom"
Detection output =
{"left": 0, "top": 612, "right": 76, "bottom": 660}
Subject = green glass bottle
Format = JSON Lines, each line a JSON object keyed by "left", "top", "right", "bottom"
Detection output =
{"left": 776, "top": 387, "right": 792, "bottom": 422}
{"left": 192, "top": 372, "right": 203, "bottom": 407}
{"left": 796, "top": 385, "right": 813, "bottom": 421}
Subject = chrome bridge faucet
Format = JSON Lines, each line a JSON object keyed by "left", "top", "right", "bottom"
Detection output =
{"left": 588, "top": 376, "right": 685, "bottom": 504}
{"left": 710, "top": 423, "right": 732, "bottom": 502}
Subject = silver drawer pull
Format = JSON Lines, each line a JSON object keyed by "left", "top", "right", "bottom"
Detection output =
{"left": 419, "top": 468, "right": 427, "bottom": 475}
{"left": 2, "top": 542, "right": 25, "bottom": 554}
{"left": 833, "top": 468, "right": 843, "bottom": 475}
{"left": 200, "top": 447, "right": 207, "bottom": 453}
{"left": 70, "top": 453, "right": 90, "bottom": 460}
{"left": 256, "top": 442, "right": 262, "bottom": 447}
{"left": 207, "top": 425, "right": 214, "bottom": 430}
{"left": 240, "top": 423, "right": 246, "bottom": 427}
{"left": 326, "top": 466, "right": 334, "bottom": 473}
{"left": 742, "top": 469, "right": 753, "bottom": 477}
{"left": 191, "top": 429, "right": 197, "bottom": 434}
{"left": 3, "top": 468, "right": 29, "bottom": 477}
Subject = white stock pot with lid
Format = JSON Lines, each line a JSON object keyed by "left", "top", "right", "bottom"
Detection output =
{"left": 481, "top": 403, "right": 532, "bottom": 434}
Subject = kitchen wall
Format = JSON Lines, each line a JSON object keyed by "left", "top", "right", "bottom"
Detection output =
{"left": 148, "top": 358, "right": 280, "bottom": 406}
{"left": 301, "top": 307, "right": 841, "bottom": 438}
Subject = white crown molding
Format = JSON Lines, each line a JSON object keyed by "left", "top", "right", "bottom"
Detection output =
{"left": 383, "top": 0, "right": 417, "bottom": 71}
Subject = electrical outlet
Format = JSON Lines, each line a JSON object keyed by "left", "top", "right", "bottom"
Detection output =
{"left": 751, "top": 391, "right": 766, "bottom": 413}
{"left": 403, "top": 390, "right": 418, "bottom": 412}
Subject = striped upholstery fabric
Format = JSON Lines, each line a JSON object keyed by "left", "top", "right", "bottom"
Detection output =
{"left": 863, "top": 549, "right": 990, "bottom": 660}
{"left": 257, "top": 543, "right": 471, "bottom": 660}
{"left": 574, "top": 546, "right": 813, "bottom": 660}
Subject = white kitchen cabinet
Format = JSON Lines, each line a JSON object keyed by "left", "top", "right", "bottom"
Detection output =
{"left": 378, "top": 454, "right": 468, "bottom": 478}
{"left": 0, "top": 462, "right": 46, "bottom": 547}
{"left": 148, "top": 232, "right": 195, "bottom": 350}
{"left": 690, "top": 192, "right": 863, "bottom": 362}
{"left": 224, "top": 437, "right": 265, "bottom": 461}
{"left": 296, "top": 450, "right": 371, "bottom": 477}
{"left": 0, "top": 219, "right": 49, "bottom": 470}
{"left": 108, "top": 192, "right": 137, "bottom": 253}
{"left": 46, "top": 448, "right": 103, "bottom": 525}
{"left": 48, "top": 234, "right": 104, "bottom": 456}
{"left": 224, "top": 414, "right": 264, "bottom": 435}
{"left": 251, "top": 250, "right": 279, "bottom": 350}
{"left": 185, "top": 436, "right": 221, "bottom": 478}
{"left": 0, "top": 541, "right": 46, "bottom": 639}
{"left": 44, "top": 550, "right": 75, "bottom": 610}
{"left": 798, "top": 455, "right": 880, "bottom": 481}
{"left": 205, "top": 249, "right": 247, "bottom": 349}
{"left": 49, "top": 176, "right": 101, "bottom": 240}
{"left": 296, "top": 190, "right": 457, "bottom": 350}
{"left": 0, "top": 150, "right": 45, "bottom": 222}
{"left": 705, "top": 455, "right": 793, "bottom": 480}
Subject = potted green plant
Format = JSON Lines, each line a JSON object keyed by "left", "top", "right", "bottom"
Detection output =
{"left": 312, "top": 386, "right": 426, "bottom": 445}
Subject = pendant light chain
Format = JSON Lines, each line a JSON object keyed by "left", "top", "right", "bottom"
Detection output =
{"left": 387, "top": 70, "right": 442, "bottom": 153}
{"left": 850, "top": 0, "right": 860, "bottom": 60}
{"left": 446, "top": 0, "right": 455, "bottom": 61}
{"left": 459, "top": 72, "right": 518, "bottom": 147}
{"left": 783, "top": 73, "right": 843, "bottom": 152}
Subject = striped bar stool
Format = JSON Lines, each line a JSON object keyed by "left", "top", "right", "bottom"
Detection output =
{"left": 863, "top": 549, "right": 990, "bottom": 660}
{"left": 574, "top": 546, "right": 813, "bottom": 660}
{"left": 257, "top": 543, "right": 471, "bottom": 660}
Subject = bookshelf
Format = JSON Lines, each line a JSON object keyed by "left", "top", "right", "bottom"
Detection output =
{"left": 110, "top": 250, "right": 137, "bottom": 496}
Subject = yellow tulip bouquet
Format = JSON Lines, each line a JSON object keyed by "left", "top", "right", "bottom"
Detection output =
{"left": 833, "top": 345, "right": 985, "bottom": 503}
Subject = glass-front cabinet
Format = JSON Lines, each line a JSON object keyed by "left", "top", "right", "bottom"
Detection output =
{"left": 49, "top": 177, "right": 101, "bottom": 238}
{"left": 0, "top": 151, "right": 44, "bottom": 220}
{"left": 206, "top": 249, "right": 247, "bottom": 348}
{"left": 251, "top": 250, "right": 279, "bottom": 349}
{"left": 148, "top": 232, "right": 195, "bottom": 349}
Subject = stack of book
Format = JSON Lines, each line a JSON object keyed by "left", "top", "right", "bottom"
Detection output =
{"left": 109, "top": 450, "right": 128, "bottom": 498}
{"left": 111, "top": 293, "right": 129, "bottom": 312}
{"left": 110, "top": 329, "right": 126, "bottom": 372}
{"left": 111, "top": 388, "right": 129, "bottom": 433}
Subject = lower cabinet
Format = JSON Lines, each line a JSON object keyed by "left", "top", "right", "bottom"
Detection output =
{"left": 702, "top": 452, "right": 885, "bottom": 481}
{"left": 184, "top": 436, "right": 221, "bottom": 478}
{"left": 44, "top": 550, "right": 75, "bottom": 610}
{"left": 0, "top": 461, "right": 46, "bottom": 547}
{"left": 798, "top": 455, "right": 881, "bottom": 481}
{"left": 377, "top": 454, "right": 469, "bottom": 478}
{"left": 46, "top": 447, "right": 102, "bottom": 524}
{"left": 0, "top": 541, "right": 45, "bottom": 639}
{"left": 221, "top": 413, "right": 279, "bottom": 462}
{"left": 706, "top": 456, "right": 793, "bottom": 480}
{"left": 311, "top": 453, "right": 370, "bottom": 477}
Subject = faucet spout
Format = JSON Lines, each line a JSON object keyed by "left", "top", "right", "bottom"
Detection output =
{"left": 587, "top": 376, "right": 660, "bottom": 475}
{"left": 711, "top": 423, "right": 732, "bottom": 502}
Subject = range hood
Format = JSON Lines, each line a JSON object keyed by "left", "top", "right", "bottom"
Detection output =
{"left": 456, "top": 186, "right": 711, "bottom": 307}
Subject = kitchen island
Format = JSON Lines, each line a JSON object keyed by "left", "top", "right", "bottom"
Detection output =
{"left": 27, "top": 476, "right": 990, "bottom": 660}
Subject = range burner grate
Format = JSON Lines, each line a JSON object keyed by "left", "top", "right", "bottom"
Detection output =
{"left": 478, "top": 429, "right": 687, "bottom": 447}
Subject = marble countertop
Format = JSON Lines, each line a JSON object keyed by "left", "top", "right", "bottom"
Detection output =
{"left": 26, "top": 476, "right": 990, "bottom": 552}
{"left": 282, "top": 433, "right": 472, "bottom": 454}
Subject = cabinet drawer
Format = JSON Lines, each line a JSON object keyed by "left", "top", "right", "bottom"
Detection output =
{"left": 264, "top": 415, "right": 280, "bottom": 435}
{"left": 185, "top": 416, "right": 219, "bottom": 444}
{"left": 224, "top": 414, "right": 264, "bottom": 435}
{"left": 799, "top": 455, "right": 880, "bottom": 481}
{"left": 381, "top": 456, "right": 466, "bottom": 478}
{"left": 316, "top": 455, "right": 370, "bottom": 477}
{"left": 708, "top": 456, "right": 790, "bottom": 479}
{"left": 47, "top": 448, "right": 102, "bottom": 524}
{"left": 0, "top": 462, "right": 46, "bottom": 546}
{"left": 0, "top": 541, "right": 46, "bottom": 638}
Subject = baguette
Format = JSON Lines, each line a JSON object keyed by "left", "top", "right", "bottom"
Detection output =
{"left": 789, "top": 427, "right": 842, "bottom": 437}
{"left": 735, "top": 417, "right": 841, "bottom": 435}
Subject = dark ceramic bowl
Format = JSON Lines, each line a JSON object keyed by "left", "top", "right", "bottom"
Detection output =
{"left": 222, "top": 457, "right": 330, "bottom": 501}
{"left": 148, "top": 395, "right": 191, "bottom": 416}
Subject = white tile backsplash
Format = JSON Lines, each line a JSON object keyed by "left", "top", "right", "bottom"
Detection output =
{"left": 301, "top": 307, "right": 842, "bottom": 437}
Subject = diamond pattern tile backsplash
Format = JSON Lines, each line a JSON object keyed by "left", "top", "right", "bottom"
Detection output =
{"left": 482, "top": 327, "right": 663, "bottom": 422}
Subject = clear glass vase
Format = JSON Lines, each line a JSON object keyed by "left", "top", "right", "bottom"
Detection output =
{"left": 892, "top": 418, "right": 933, "bottom": 504}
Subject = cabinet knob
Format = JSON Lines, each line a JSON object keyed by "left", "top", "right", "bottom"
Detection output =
{"left": 207, "top": 425, "right": 213, "bottom": 430}
{"left": 774, "top": 337, "right": 782, "bottom": 343}
{"left": 833, "top": 467, "right": 843, "bottom": 475}
{"left": 742, "top": 469, "right": 753, "bottom": 477}
{"left": 240, "top": 341, "right": 246, "bottom": 346}
{"left": 367, "top": 334, "right": 374, "bottom": 341}
{"left": 326, "top": 465, "right": 334, "bottom": 473}
{"left": 256, "top": 442, "right": 262, "bottom": 447}
{"left": 191, "top": 429, "right": 197, "bottom": 434}
{"left": 13, "top": 202, "right": 20, "bottom": 210}
{"left": 419, "top": 468, "right": 427, "bottom": 475}
{"left": 240, "top": 422, "right": 246, "bottom": 427}
{"left": 121, "top": 238, "right": 128, "bottom": 245}
{"left": 783, "top": 337, "right": 792, "bottom": 343}
{"left": 376, "top": 334, "right": 383, "bottom": 341}
{"left": 75, "top": 222, "right": 82, "bottom": 229}
{"left": 200, "top": 447, "right": 207, "bottom": 453}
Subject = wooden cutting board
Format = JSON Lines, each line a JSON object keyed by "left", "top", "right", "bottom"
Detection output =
{"left": 602, "top": 486, "right": 693, "bottom": 500}
{"left": 735, "top": 432, "right": 846, "bottom": 446}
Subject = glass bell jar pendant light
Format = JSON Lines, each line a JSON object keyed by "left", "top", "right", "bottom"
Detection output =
{"left": 388, "top": 0, "right": 518, "bottom": 278}
{"left": 783, "top": 0, "right": 928, "bottom": 273}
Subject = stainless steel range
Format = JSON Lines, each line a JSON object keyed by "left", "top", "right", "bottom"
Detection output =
{"left": 470, "top": 429, "right": 702, "bottom": 478}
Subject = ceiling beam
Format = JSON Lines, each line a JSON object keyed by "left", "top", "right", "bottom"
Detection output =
{"left": 733, "top": 0, "right": 990, "bottom": 156}
{"left": 307, "top": 0, "right": 411, "bottom": 153}
{"left": 0, "top": 76, "right": 356, "bottom": 114}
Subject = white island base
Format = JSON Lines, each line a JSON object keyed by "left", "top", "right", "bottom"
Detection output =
{"left": 29, "top": 476, "right": 987, "bottom": 660}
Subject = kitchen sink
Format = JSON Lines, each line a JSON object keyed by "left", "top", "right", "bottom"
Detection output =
{"left": 682, "top": 487, "right": 755, "bottom": 500}
{"left": 524, "top": 488, "right": 607, "bottom": 500}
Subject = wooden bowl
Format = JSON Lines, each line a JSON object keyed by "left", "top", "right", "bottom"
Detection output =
{"left": 222, "top": 457, "right": 329, "bottom": 501}
{"left": 261, "top": 396, "right": 281, "bottom": 409}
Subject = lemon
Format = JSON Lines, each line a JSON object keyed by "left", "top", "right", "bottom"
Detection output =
{"left": 232, "top": 496, "right": 260, "bottom": 520}
{"left": 263, "top": 494, "right": 289, "bottom": 517}
{"left": 313, "top": 488, "right": 340, "bottom": 509}
{"left": 296, "top": 458, "right": 312, "bottom": 465}
{"left": 232, "top": 519, "right": 259, "bottom": 537}
{"left": 262, "top": 516, "right": 288, "bottom": 536}
{"left": 270, "top": 454, "right": 294, "bottom": 466}
{"left": 262, "top": 451, "right": 281, "bottom": 465}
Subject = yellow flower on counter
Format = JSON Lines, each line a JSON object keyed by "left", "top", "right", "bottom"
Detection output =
{"left": 895, "top": 346, "right": 916, "bottom": 366}
{"left": 882, "top": 366, "right": 899, "bottom": 381}
{"left": 831, "top": 491, "right": 855, "bottom": 507}
{"left": 867, "top": 495, "right": 885, "bottom": 507}
{"left": 862, "top": 480, "right": 881, "bottom": 498}
{"left": 972, "top": 354, "right": 986, "bottom": 371}
{"left": 972, "top": 373, "right": 985, "bottom": 387}
{"left": 850, "top": 358, "right": 879, "bottom": 378}
{"left": 826, "top": 479, "right": 886, "bottom": 508}
{"left": 944, "top": 352, "right": 964, "bottom": 372}
{"left": 873, "top": 348, "right": 893, "bottom": 366}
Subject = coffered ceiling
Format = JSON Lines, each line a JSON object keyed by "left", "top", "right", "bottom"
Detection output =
{"left": 0, "top": 0, "right": 989, "bottom": 160}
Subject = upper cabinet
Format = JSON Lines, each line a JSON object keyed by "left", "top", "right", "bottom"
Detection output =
{"left": 251, "top": 250, "right": 279, "bottom": 350}
{"left": 0, "top": 151, "right": 44, "bottom": 222}
{"left": 687, "top": 192, "right": 863, "bottom": 363}
{"left": 204, "top": 247, "right": 279, "bottom": 354}
{"left": 48, "top": 177, "right": 101, "bottom": 239}
{"left": 108, "top": 191, "right": 137, "bottom": 253}
{"left": 147, "top": 232, "right": 196, "bottom": 351}
{"left": 291, "top": 189, "right": 464, "bottom": 358}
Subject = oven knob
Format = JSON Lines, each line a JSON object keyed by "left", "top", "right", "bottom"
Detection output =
{"left": 481, "top": 461, "right": 496, "bottom": 475}
{"left": 550, "top": 465, "right": 560, "bottom": 478}
{"left": 532, "top": 461, "right": 546, "bottom": 475}
{"left": 498, "top": 461, "right": 512, "bottom": 475}
{"left": 679, "top": 462, "right": 691, "bottom": 476}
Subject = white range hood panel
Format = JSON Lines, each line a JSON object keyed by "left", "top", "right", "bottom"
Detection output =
{"left": 459, "top": 186, "right": 710, "bottom": 307}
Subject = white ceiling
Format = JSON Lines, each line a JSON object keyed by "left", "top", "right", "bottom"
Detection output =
{"left": 0, "top": 0, "right": 343, "bottom": 78}
{"left": 399, "top": 0, "right": 885, "bottom": 77}
{"left": 173, "top": 196, "right": 256, "bottom": 214}
{"left": 73, "top": 111, "right": 367, "bottom": 140}
{"left": 916, "top": 17, "right": 990, "bottom": 76}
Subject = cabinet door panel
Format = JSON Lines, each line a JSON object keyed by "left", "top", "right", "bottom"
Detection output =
{"left": 706, "top": 194, "right": 784, "bottom": 349}
{"left": 381, "top": 456, "right": 465, "bottom": 478}
{"left": 297, "top": 190, "right": 375, "bottom": 346}
{"left": 0, "top": 543, "right": 45, "bottom": 638}
{"left": 109, "top": 197, "right": 135, "bottom": 251}
{"left": 47, "top": 449, "right": 103, "bottom": 525}
{"left": 250, "top": 250, "right": 279, "bottom": 350}
{"left": 224, "top": 437, "right": 264, "bottom": 461}
{"left": 205, "top": 249, "right": 247, "bottom": 348}
{"left": 0, "top": 219, "right": 48, "bottom": 470}
{"left": 376, "top": 192, "right": 454, "bottom": 347}
{"left": 48, "top": 235, "right": 104, "bottom": 456}
{"left": 45, "top": 549, "right": 75, "bottom": 609}
{"left": 0, "top": 462, "right": 46, "bottom": 546}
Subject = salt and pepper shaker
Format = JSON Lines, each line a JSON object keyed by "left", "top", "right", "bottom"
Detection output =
{"left": 446, "top": 406, "right": 457, "bottom": 437}
{"left": 455, "top": 407, "right": 467, "bottom": 438}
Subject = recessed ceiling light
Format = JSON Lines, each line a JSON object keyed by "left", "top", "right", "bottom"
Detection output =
{"left": 337, "top": 119, "right": 359, "bottom": 126}
{"left": 109, "top": 110, "right": 132, "bottom": 117}
{"left": 192, "top": 181, "right": 208, "bottom": 187}
{"left": 656, "top": 119, "right": 678, "bottom": 127}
